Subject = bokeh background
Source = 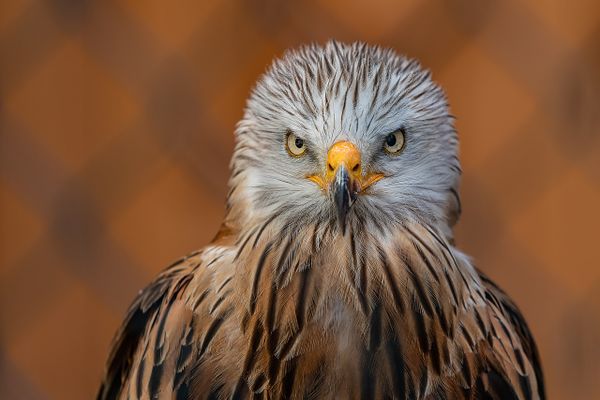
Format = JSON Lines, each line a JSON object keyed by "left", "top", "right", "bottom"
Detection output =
{"left": 1, "top": 0, "right": 599, "bottom": 399}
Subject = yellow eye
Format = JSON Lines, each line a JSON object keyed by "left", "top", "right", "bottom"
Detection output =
{"left": 286, "top": 131, "right": 307, "bottom": 157}
{"left": 383, "top": 129, "right": 405, "bottom": 154}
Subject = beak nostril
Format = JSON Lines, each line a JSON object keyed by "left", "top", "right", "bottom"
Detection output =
{"left": 353, "top": 163, "right": 360, "bottom": 172}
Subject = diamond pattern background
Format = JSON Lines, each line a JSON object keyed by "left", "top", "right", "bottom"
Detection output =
{"left": 1, "top": 1, "right": 599, "bottom": 399}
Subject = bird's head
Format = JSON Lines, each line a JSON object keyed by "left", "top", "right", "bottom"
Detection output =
{"left": 230, "top": 42, "right": 460, "bottom": 238}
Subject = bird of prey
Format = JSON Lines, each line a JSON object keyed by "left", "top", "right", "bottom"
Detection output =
{"left": 98, "top": 42, "right": 545, "bottom": 400}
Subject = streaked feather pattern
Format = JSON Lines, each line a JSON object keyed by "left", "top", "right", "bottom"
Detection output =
{"left": 98, "top": 220, "right": 544, "bottom": 399}
{"left": 98, "top": 42, "right": 544, "bottom": 399}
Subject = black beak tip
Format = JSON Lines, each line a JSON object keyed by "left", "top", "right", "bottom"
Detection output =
{"left": 332, "top": 167, "right": 356, "bottom": 235}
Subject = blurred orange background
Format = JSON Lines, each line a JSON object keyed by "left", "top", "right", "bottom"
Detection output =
{"left": 1, "top": 1, "right": 599, "bottom": 399}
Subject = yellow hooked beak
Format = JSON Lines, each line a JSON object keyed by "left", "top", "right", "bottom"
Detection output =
{"left": 307, "top": 140, "right": 384, "bottom": 192}
{"left": 307, "top": 141, "right": 384, "bottom": 233}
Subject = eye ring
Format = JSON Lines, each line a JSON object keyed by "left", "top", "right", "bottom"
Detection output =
{"left": 286, "top": 131, "right": 307, "bottom": 157}
{"left": 383, "top": 128, "right": 405, "bottom": 155}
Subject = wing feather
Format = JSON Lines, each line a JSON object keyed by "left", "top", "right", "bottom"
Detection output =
{"left": 475, "top": 269, "right": 546, "bottom": 400}
{"left": 97, "top": 254, "right": 201, "bottom": 400}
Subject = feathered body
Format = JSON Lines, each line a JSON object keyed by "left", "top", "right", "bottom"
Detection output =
{"left": 98, "top": 42, "right": 544, "bottom": 400}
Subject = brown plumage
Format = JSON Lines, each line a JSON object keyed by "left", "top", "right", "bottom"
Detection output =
{"left": 98, "top": 42, "right": 544, "bottom": 400}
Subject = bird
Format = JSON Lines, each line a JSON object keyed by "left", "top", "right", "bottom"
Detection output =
{"left": 97, "top": 41, "right": 545, "bottom": 400}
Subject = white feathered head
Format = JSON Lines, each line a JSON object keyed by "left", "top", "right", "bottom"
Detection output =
{"left": 229, "top": 41, "right": 460, "bottom": 239}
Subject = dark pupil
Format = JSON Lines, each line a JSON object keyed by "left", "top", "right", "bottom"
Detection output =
{"left": 295, "top": 137, "right": 304, "bottom": 148}
{"left": 386, "top": 133, "right": 397, "bottom": 147}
